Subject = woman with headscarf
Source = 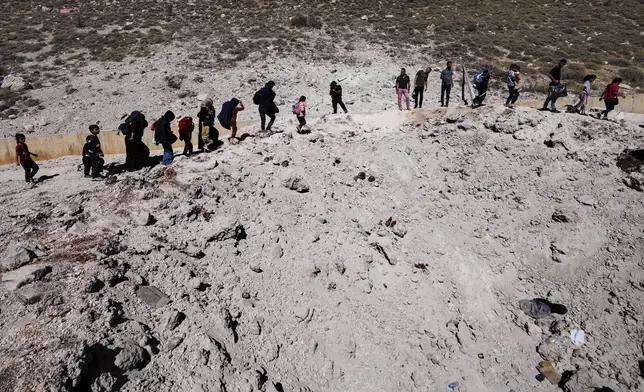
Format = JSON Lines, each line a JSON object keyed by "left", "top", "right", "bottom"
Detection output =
{"left": 217, "top": 98, "right": 245, "bottom": 142}
{"left": 197, "top": 98, "right": 217, "bottom": 151}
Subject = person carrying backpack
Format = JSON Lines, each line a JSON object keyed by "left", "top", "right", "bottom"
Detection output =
{"left": 254, "top": 81, "right": 278, "bottom": 131}
{"left": 293, "top": 96, "right": 308, "bottom": 133}
{"left": 178, "top": 117, "right": 194, "bottom": 156}
{"left": 597, "top": 77, "right": 626, "bottom": 120}
{"left": 119, "top": 111, "right": 148, "bottom": 171}
{"left": 472, "top": 67, "right": 491, "bottom": 107}
{"left": 217, "top": 98, "right": 245, "bottom": 142}
{"left": 153, "top": 111, "right": 177, "bottom": 165}
{"left": 197, "top": 98, "right": 217, "bottom": 151}
{"left": 83, "top": 124, "right": 105, "bottom": 178}
{"left": 329, "top": 81, "right": 348, "bottom": 114}
{"left": 413, "top": 67, "right": 431, "bottom": 109}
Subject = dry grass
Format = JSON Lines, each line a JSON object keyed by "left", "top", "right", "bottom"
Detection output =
{"left": 0, "top": 0, "right": 642, "bottom": 93}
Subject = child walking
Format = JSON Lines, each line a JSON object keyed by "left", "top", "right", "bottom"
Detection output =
{"left": 15, "top": 133, "right": 39, "bottom": 183}
{"left": 83, "top": 124, "right": 105, "bottom": 178}
{"left": 294, "top": 96, "right": 308, "bottom": 133}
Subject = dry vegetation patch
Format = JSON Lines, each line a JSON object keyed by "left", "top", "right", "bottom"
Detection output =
{"left": 0, "top": 0, "right": 642, "bottom": 116}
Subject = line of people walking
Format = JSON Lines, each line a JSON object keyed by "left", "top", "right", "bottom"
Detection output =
{"left": 14, "top": 64, "right": 630, "bottom": 184}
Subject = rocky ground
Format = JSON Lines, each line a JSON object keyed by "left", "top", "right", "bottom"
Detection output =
{"left": 0, "top": 100, "right": 643, "bottom": 391}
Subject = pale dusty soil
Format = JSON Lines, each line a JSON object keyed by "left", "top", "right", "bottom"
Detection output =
{"left": 0, "top": 51, "right": 643, "bottom": 392}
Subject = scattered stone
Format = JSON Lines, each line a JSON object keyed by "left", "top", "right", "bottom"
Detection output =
{"left": 455, "top": 321, "right": 474, "bottom": 348}
{"left": 575, "top": 195, "right": 595, "bottom": 207}
{"left": 446, "top": 112, "right": 462, "bottom": 123}
{"left": 294, "top": 306, "right": 311, "bottom": 322}
{"left": 247, "top": 320, "right": 262, "bottom": 335}
{"left": 249, "top": 263, "right": 263, "bottom": 273}
{"left": 207, "top": 217, "right": 246, "bottom": 242}
{"left": 526, "top": 322, "right": 542, "bottom": 338}
{"left": 623, "top": 173, "right": 644, "bottom": 192}
{"left": 1, "top": 244, "right": 37, "bottom": 272}
{"left": 316, "top": 216, "right": 328, "bottom": 224}
{"left": 114, "top": 343, "right": 150, "bottom": 371}
{"left": 552, "top": 208, "right": 575, "bottom": 223}
{"left": 165, "top": 335, "right": 185, "bottom": 352}
{"left": 15, "top": 283, "right": 44, "bottom": 304}
{"left": 282, "top": 175, "right": 310, "bottom": 193}
{"left": 1, "top": 263, "right": 52, "bottom": 291}
{"left": 189, "top": 277, "right": 207, "bottom": 291}
{"left": 271, "top": 244, "right": 284, "bottom": 259}
{"left": 162, "top": 310, "right": 185, "bottom": 331}
{"left": 392, "top": 224, "right": 407, "bottom": 238}
{"left": 550, "top": 242, "right": 568, "bottom": 263}
{"left": 136, "top": 286, "right": 171, "bottom": 308}
{"left": 369, "top": 235, "right": 397, "bottom": 265}
{"left": 91, "top": 372, "right": 117, "bottom": 392}
{"left": 132, "top": 211, "right": 156, "bottom": 226}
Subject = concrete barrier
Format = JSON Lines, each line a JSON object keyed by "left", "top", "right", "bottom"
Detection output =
{"left": 0, "top": 121, "right": 253, "bottom": 165}
{"left": 520, "top": 94, "right": 644, "bottom": 114}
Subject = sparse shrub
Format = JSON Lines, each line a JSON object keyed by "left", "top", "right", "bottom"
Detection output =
{"left": 565, "top": 63, "right": 587, "bottom": 82}
{"left": 619, "top": 67, "right": 644, "bottom": 86}
{"left": 24, "top": 98, "right": 41, "bottom": 107}
{"left": 290, "top": 15, "right": 322, "bottom": 29}
{"left": 464, "top": 22, "right": 477, "bottom": 32}
{"left": 608, "top": 59, "right": 630, "bottom": 67}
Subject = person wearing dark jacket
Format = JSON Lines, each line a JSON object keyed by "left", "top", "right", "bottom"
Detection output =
{"left": 472, "top": 68, "right": 491, "bottom": 107}
{"left": 120, "top": 112, "right": 149, "bottom": 172}
{"left": 83, "top": 124, "right": 105, "bottom": 178}
{"left": 255, "top": 81, "right": 278, "bottom": 131}
{"left": 329, "top": 81, "right": 348, "bottom": 114}
{"left": 154, "top": 111, "right": 177, "bottom": 165}
{"left": 197, "top": 98, "right": 216, "bottom": 151}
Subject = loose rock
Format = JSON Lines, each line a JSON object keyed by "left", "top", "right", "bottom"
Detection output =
{"left": 114, "top": 343, "right": 150, "bottom": 371}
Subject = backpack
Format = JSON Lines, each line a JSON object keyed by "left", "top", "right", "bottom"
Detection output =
{"left": 293, "top": 101, "right": 304, "bottom": 116}
{"left": 253, "top": 90, "right": 260, "bottom": 105}
{"left": 119, "top": 111, "right": 146, "bottom": 137}
{"left": 178, "top": 117, "right": 193, "bottom": 141}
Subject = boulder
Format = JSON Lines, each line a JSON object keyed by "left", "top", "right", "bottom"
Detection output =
{"left": 207, "top": 217, "right": 246, "bottom": 242}
{"left": 282, "top": 175, "right": 310, "bottom": 193}
{"left": 1, "top": 244, "right": 38, "bottom": 272}
{"left": 1, "top": 263, "right": 52, "bottom": 291}
{"left": 132, "top": 211, "right": 155, "bottom": 226}
{"left": 1, "top": 75, "right": 31, "bottom": 92}
{"left": 114, "top": 343, "right": 150, "bottom": 371}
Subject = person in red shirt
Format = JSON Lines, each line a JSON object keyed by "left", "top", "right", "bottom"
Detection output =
{"left": 598, "top": 77, "right": 626, "bottom": 119}
{"left": 15, "top": 133, "right": 39, "bottom": 183}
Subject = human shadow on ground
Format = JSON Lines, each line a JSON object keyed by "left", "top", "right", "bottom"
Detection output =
{"left": 36, "top": 173, "right": 60, "bottom": 183}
